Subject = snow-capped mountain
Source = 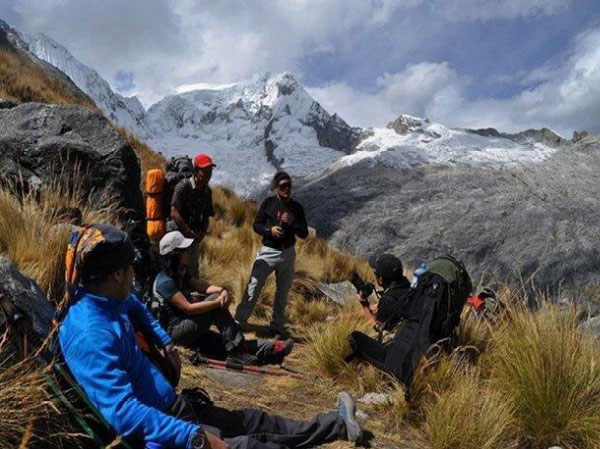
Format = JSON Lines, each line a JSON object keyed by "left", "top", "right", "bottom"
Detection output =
{"left": 146, "top": 73, "right": 359, "bottom": 194}
{"left": 21, "top": 33, "right": 151, "bottom": 138}
{"left": 15, "top": 23, "right": 568, "bottom": 197}
{"left": 328, "top": 114, "right": 563, "bottom": 173}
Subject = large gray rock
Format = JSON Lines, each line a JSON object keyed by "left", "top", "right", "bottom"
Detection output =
{"left": 297, "top": 137, "right": 600, "bottom": 290}
{"left": 0, "top": 256, "right": 54, "bottom": 341}
{"left": 0, "top": 102, "right": 145, "bottom": 227}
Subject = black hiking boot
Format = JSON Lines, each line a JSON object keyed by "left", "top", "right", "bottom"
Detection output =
{"left": 268, "top": 325, "right": 292, "bottom": 340}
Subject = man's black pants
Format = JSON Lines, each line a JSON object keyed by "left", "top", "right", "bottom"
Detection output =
{"left": 169, "top": 389, "right": 348, "bottom": 449}
{"left": 349, "top": 323, "right": 419, "bottom": 386}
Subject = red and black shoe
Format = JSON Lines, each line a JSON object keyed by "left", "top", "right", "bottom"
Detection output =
{"left": 268, "top": 338, "right": 294, "bottom": 365}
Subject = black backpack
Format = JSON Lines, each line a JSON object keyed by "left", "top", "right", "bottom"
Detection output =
{"left": 425, "top": 255, "right": 473, "bottom": 344}
{"left": 163, "top": 155, "right": 194, "bottom": 217}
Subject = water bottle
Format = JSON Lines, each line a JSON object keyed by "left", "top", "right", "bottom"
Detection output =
{"left": 411, "top": 262, "right": 427, "bottom": 288}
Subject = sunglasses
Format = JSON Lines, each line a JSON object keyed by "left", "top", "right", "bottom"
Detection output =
{"left": 277, "top": 182, "right": 292, "bottom": 189}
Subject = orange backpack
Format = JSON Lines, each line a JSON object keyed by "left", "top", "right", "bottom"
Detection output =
{"left": 145, "top": 169, "right": 166, "bottom": 242}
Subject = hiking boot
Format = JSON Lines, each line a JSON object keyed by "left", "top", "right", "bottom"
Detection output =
{"left": 225, "top": 351, "right": 258, "bottom": 366}
{"left": 269, "top": 326, "right": 292, "bottom": 340}
{"left": 336, "top": 392, "right": 363, "bottom": 444}
{"left": 268, "top": 338, "right": 294, "bottom": 365}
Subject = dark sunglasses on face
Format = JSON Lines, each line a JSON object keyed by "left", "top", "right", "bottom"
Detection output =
{"left": 278, "top": 182, "right": 292, "bottom": 190}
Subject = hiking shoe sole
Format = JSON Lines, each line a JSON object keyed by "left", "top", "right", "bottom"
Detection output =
{"left": 336, "top": 392, "right": 363, "bottom": 444}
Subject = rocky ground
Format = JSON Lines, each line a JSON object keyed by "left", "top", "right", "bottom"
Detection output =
{"left": 297, "top": 136, "right": 600, "bottom": 291}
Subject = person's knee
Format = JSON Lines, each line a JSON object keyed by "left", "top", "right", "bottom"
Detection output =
{"left": 348, "top": 331, "right": 363, "bottom": 352}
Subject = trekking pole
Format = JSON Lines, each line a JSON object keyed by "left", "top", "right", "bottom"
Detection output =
{"left": 190, "top": 354, "right": 304, "bottom": 380}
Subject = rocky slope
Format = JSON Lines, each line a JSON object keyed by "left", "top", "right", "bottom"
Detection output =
{"left": 0, "top": 20, "right": 91, "bottom": 105}
{"left": 21, "top": 32, "right": 151, "bottom": 138}
{"left": 297, "top": 135, "right": 600, "bottom": 290}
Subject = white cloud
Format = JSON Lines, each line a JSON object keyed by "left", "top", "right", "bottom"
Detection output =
{"left": 427, "top": 26, "right": 600, "bottom": 135}
{"left": 308, "top": 62, "right": 468, "bottom": 127}
{"left": 311, "top": 25, "right": 600, "bottom": 136}
{"left": 7, "top": 0, "right": 572, "bottom": 109}
{"left": 431, "top": 0, "right": 572, "bottom": 22}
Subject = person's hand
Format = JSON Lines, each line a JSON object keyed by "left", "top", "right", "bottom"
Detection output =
{"left": 271, "top": 226, "right": 284, "bottom": 238}
{"left": 164, "top": 344, "right": 181, "bottom": 380}
{"left": 204, "top": 431, "right": 229, "bottom": 449}
{"left": 280, "top": 211, "right": 292, "bottom": 225}
{"left": 218, "top": 289, "right": 231, "bottom": 308}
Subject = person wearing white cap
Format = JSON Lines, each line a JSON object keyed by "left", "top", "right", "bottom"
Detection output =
{"left": 153, "top": 231, "right": 293, "bottom": 366}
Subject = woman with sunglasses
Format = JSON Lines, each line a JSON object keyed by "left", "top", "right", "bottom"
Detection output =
{"left": 235, "top": 171, "right": 308, "bottom": 339}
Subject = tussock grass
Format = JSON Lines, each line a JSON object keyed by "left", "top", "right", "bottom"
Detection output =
{"left": 0, "top": 339, "right": 76, "bottom": 449}
{"left": 0, "top": 175, "right": 117, "bottom": 303}
{"left": 411, "top": 372, "right": 517, "bottom": 449}
{"left": 303, "top": 310, "right": 379, "bottom": 387}
{"left": 485, "top": 306, "right": 600, "bottom": 449}
{"left": 0, "top": 49, "right": 93, "bottom": 107}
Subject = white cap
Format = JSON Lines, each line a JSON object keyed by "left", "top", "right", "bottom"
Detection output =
{"left": 159, "top": 231, "right": 194, "bottom": 256}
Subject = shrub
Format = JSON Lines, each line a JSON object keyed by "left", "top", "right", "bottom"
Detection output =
{"left": 486, "top": 307, "right": 600, "bottom": 449}
{"left": 0, "top": 176, "right": 117, "bottom": 303}
{"left": 411, "top": 372, "right": 517, "bottom": 449}
{"left": 304, "top": 310, "right": 373, "bottom": 382}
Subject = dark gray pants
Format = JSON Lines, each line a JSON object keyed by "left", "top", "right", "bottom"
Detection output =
{"left": 235, "top": 246, "right": 296, "bottom": 331}
{"left": 169, "top": 306, "right": 244, "bottom": 353}
{"left": 169, "top": 390, "right": 348, "bottom": 449}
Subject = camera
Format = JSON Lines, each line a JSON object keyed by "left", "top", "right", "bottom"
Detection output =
{"left": 350, "top": 272, "right": 375, "bottom": 302}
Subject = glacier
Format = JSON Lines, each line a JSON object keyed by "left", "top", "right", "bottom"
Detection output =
{"left": 19, "top": 27, "right": 565, "bottom": 197}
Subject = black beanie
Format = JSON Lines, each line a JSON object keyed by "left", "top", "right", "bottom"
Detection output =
{"left": 368, "top": 253, "right": 403, "bottom": 281}
{"left": 272, "top": 171, "right": 291, "bottom": 189}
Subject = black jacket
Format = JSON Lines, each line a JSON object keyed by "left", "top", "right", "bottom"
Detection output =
{"left": 375, "top": 277, "right": 412, "bottom": 329}
{"left": 253, "top": 195, "right": 308, "bottom": 250}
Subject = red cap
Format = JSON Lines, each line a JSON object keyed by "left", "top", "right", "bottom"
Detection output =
{"left": 193, "top": 153, "right": 216, "bottom": 168}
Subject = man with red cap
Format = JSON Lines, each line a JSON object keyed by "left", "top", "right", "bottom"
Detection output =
{"left": 169, "top": 153, "right": 216, "bottom": 278}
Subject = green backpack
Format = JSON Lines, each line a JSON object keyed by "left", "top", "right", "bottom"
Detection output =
{"left": 426, "top": 255, "right": 473, "bottom": 343}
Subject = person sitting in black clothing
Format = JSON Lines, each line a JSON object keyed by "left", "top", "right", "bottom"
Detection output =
{"left": 347, "top": 254, "right": 419, "bottom": 386}
{"left": 153, "top": 231, "right": 293, "bottom": 366}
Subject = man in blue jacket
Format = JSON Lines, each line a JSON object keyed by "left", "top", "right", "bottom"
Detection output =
{"left": 58, "top": 224, "right": 363, "bottom": 449}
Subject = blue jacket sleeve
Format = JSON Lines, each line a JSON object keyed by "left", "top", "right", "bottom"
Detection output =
{"left": 127, "top": 294, "right": 172, "bottom": 346}
{"left": 63, "top": 328, "right": 200, "bottom": 448}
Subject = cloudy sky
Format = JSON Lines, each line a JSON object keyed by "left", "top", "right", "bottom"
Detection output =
{"left": 2, "top": 0, "right": 600, "bottom": 135}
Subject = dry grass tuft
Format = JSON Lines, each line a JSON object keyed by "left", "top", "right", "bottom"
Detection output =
{"left": 0, "top": 49, "right": 93, "bottom": 107}
{"left": 485, "top": 306, "right": 600, "bottom": 449}
{"left": 410, "top": 372, "right": 517, "bottom": 449}
{"left": 0, "top": 175, "right": 117, "bottom": 303}
{"left": 303, "top": 310, "right": 374, "bottom": 385}
{"left": 0, "top": 345, "right": 71, "bottom": 449}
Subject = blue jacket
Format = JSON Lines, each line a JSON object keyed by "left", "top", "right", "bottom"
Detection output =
{"left": 59, "top": 290, "right": 201, "bottom": 448}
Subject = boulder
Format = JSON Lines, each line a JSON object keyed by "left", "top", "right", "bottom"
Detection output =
{"left": 318, "top": 280, "right": 355, "bottom": 306}
{"left": 0, "top": 255, "right": 54, "bottom": 342}
{"left": 0, "top": 102, "right": 145, "bottom": 228}
{"left": 572, "top": 130, "right": 589, "bottom": 143}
